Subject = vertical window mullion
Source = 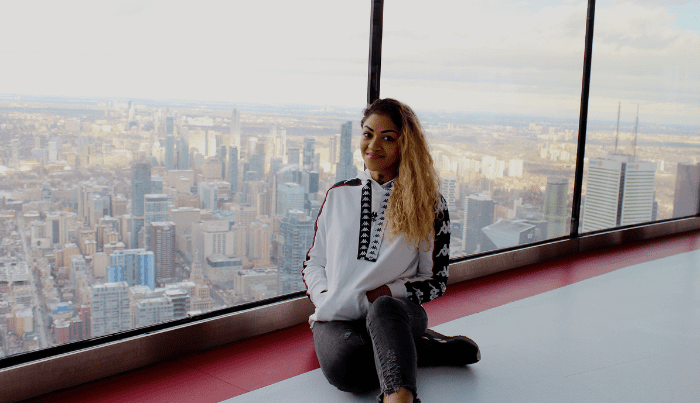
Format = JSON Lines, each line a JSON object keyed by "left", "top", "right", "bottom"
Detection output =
{"left": 571, "top": 0, "right": 597, "bottom": 237}
{"left": 367, "top": 0, "right": 384, "bottom": 106}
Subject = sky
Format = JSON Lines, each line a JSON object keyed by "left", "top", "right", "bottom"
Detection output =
{"left": 0, "top": 0, "right": 697, "bottom": 125}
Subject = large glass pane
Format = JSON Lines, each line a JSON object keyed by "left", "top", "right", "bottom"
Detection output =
{"left": 581, "top": 0, "right": 700, "bottom": 233}
{"left": 381, "top": 0, "right": 588, "bottom": 258}
{"left": 0, "top": 1, "right": 369, "bottom": 357}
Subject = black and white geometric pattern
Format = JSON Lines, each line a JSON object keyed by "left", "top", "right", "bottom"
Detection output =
{"left": 357, "top": 182, "right": 373, "bottom": 260}
{"left": 357, "top": 180, "right": 393, "bottom": 262}
{"left": 405, "top": 196, "right": 451, "bottom": 305}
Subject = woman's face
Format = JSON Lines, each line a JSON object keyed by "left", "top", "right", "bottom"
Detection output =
{"left": 361, "top": 113, "right": 400, "bottom": 183}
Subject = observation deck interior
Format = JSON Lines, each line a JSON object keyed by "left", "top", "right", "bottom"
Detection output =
{"left": 21, "top": 229, "right": 700, "bottom": 403}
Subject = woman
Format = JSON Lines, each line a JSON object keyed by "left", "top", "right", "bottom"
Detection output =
{"left": 302, "top": 98, "right": 480, "bottom": 403}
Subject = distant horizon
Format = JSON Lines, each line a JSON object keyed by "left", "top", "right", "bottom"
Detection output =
{"left": 1, "top": 92, "right": 697, "bottom": 133}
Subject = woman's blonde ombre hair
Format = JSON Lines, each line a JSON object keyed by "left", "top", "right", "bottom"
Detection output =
{"left": 361, "top": 98, "right": 443, "bottom": 248}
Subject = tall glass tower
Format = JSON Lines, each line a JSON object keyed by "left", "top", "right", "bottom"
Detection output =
{"left": 336, "top": 121, "right": 357, "bottom": 182}
{"left": 131, "top": 162, "right": 152, "bottom": 248}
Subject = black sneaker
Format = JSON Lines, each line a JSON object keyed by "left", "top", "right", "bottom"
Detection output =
{"left": 416, "top": 329, "right": 481, "bottom": 367}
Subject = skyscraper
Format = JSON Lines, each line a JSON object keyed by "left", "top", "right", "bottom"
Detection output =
{"left": 231, "top": 109, "right": 241, "bottom": 149}
{"left": 303, "top": 137, "right": 315, "bottom": 168}
{"left": 582, "top": 155, "right": 656, "bottom": 233}
{"left": 278, "top": 210, "right": 314, "bottom": 295}
{"left": 176, "top": 138, "right": 189, "bottom": 170}
{"left": 131, "top": 162, "right": 151, "bottom": 249}
{"left": 440, "top": 177, "right": 458, "bottom": 212}
{"left": 277, "top": 182, "right": 305, "bottom": 215}
{"left": 150, "top": 221, "right": 176, "bottom": 285}
{"left": 164, "top": 136, "right": 175, "bottom": 170}
{"left": 544, "top": 177, "right": 569, "bottom": 238}
{"left": 144, "top": 194, "right": 168, "bottom": 251}
{"left": 287, "top": 147, "right": 300, "bottom": 165}
{"left": 108, "top": 249, "right": 155, "bottom": 290}
{"left": 462, "top": 194, "right": 495, "bottom": 254}
{"left": 336, "top": 121, "right": 357, "bottom": 182}
{"left": 228, "top": 147, "right": 239, "bottom": 197}
{"left": 672, "top": 163, "right": 700, "bottom": 218}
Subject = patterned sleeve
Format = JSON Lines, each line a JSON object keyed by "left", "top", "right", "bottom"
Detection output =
{"left": 405, "top": 196, "right": 451, "bottom": 305}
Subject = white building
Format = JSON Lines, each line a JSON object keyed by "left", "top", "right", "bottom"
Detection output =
{"left": 91, "top": 282, "right": 131, "bottom": 337}
{"left": 582, "top": 154, "right": 656, "bottom": 233}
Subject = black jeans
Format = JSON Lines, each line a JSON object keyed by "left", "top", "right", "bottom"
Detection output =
{"left": 312, "top": 296, "right": 428, "bottom": 402}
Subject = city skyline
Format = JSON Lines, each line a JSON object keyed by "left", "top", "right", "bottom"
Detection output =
{"left": 0, "top": 1, "right": 697, "bottom": 125}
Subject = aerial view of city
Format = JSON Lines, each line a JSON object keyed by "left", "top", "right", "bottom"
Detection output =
{"left": 0, "top": 93, "right": 697, "bottom": 358}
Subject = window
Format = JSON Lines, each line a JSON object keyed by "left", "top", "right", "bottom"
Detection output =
{"left": 581, "top": 0, "right": 700, "bottom": 233}
{"left": 381, "top": 0, "right": 587, "bottom": 257}
{"left": 0, "top": 0, "right": 369, "bottom": 358}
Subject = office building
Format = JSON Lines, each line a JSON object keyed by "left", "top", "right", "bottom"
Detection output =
{"left": 463, "top": 194, "right": 495, "bottom": 254}
{"left": 91, "top": 282, "right": 130, "bottom": 337}
{"left": 278, "top": 210, "right": 314, "bottom": 295}
{"left": 164, "top": 136, "right": 175, "bottom": 170}
{"left": 303, "top": 137, "right": 315, "bottom": 168}
{"left": 231, "top": 109, "right": 241, "bottom": 149}
{"left": 228, "top": 147, "right": 238, "bottom": 196}
{"left": 176, "top": 138, "right": 189, "bottom": 170}
{"left": 276, "top": 182, "right": 305, "bottom": 215}
{"left": 582, "top": 154, "right": 656, "bottom": 233}
{"left": 108, "top": 249, "right": 155, "bottom": 290}
{"left": 131, "top": 163, "right": 152, "bottom": 248}
{"left": 144, "top": 194, "right": 168, "bottom": 251}
{"left": 673, "top": 163, "right": 700, "bottom": 218}
{"left": 336, "top": 121, "right": 357, "bottom": 182}
{"left": 150, "top": 222, "right": 176, "bottom": 285}
{"left": 441, "top": 176, "right": 459, "bottom": 212}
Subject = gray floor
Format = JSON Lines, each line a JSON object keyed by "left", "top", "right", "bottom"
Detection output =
{"left": 222, "top": 250, "right": 700, "bottom": 403}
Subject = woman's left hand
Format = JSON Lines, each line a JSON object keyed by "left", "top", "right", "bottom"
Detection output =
{"left": 366, "top": 285, "right": 391, "bottom": 303}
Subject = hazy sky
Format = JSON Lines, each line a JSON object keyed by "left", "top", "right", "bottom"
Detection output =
{"left": 0, "top": 0, "right": 697, "bottom": 125}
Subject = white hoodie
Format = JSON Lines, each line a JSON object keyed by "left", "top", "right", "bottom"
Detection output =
{"left": 302, "top": 170, "right": 451, "bottom": 324}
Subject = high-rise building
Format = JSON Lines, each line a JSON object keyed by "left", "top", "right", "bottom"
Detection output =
{"left": 278, "top": 210, "right": 314, "bottom": 295}
{"left": 228, "top": 147, "right": 239, "bottom": 196}
{"left": 544, "top": 177, "right": 569, "bottom": 238}
{"left": 131, "top": 162, "right": 152, "bottom": 248}
{"left": 440, "top": 177, "right": 459, "bottom": 212}
{"left": 164, "top": 136, "right": 175, "bottom": 170}
{"left": 231, "top": 109, "right": 241, "bottom": 149}
{"left": 150, "top": 221, "right": 176, "bottom": 285}
{"left": 144, "top": 194, "right": 168, "bottom": 251}
{"left": 582, "top": 154, "right": 656, "bottom": 233}
{"left": 462, "top": 194, "right": 495, "bottom": 254}
{"left": 673, "top": 163, "right": 700, "bottom": 218}
{"left": 176, "top": 138, "right": 189, "bottom": 170}
{"left": 45, "top": 211, "right": 68, "bottom": 246}
{"left": 165, "top": 116, "right": 174, "bottom": 135}
{"left": 303, "top": 138, "right": 315, "bottom": 168}
{"left": 336, "top": 121, "right": 357, "bottom": 182}
{"left": 287, "top": 147, "right": 300, "bottom": 165}
{"left": 108, "top": 249, "right": 155, "bottom": 290}
{"left": 276, "top": 182, "right": 305, "bottom": 215}
{"left": 91, "top": 282, "right": 130, "bottom": 337}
